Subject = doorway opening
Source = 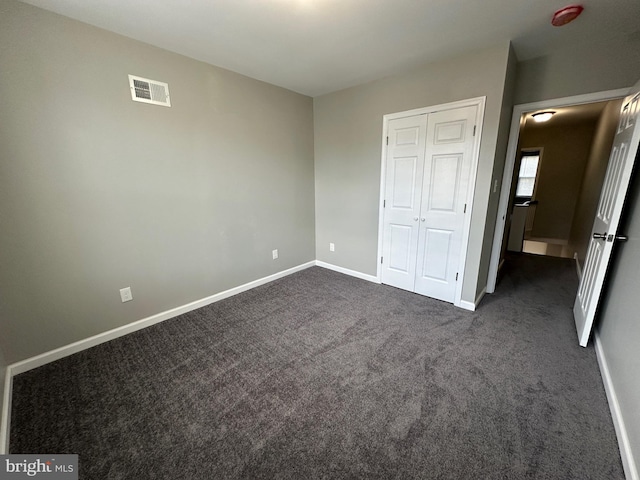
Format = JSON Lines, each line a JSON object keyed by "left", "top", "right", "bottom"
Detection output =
{"left": 507, "top": 100, "right": 624, "bottom": 263}
{"left": 487, "top": 89, "right": 629, "bottom": 294}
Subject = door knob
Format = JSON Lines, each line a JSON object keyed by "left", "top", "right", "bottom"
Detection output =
{"left": 604, "top": 234, "right": 628, "bottom": 242}
{"left": 592, "top": 232, "right": 607, "bottom": 240}
{"left": 414, "top": 217, "right": 419, "bottom": 221}
{"left": 421, "top": 218, "right": 426, "bottom": 222}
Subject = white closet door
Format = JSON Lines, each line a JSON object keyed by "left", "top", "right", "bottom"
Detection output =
{"left": 414, "top": 106, "right": 477, "bottom": 302}
{"left": 381, "top": 114, "right": 428, "bottom": 291}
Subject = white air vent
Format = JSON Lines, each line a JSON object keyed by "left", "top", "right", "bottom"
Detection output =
{"left": 128, "top": 74, "right": 171, "bottom": 107}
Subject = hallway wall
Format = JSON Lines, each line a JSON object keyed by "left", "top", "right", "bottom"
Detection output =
{"left": 519, "top": 118, "right": 597, "bottom": 241}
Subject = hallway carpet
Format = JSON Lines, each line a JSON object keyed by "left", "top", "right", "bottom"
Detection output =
{"left": 10, "top": 254, "right": 624, "bottom": 479}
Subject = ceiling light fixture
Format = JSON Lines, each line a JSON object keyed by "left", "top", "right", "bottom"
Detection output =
{"left": 532, "top": 111, "right": 555, "bottom": 123}
{"left": 551, "top": 5, "right": 584, "bottom": 26}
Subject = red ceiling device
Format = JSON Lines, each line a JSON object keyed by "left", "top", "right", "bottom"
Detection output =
{"left": 551, "top": 5, "right": 584, "bottom": 26}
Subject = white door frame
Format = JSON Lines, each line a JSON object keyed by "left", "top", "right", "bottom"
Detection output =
{"left": 486, "top": 88, "right": 629, "bottom": 294}
{"left": 376, "top": 96, "right": 486, "bottom": 310}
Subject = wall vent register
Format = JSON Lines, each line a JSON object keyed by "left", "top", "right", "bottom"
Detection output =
{"left": 128, "top": 75, "right": 171, "bottom": 107}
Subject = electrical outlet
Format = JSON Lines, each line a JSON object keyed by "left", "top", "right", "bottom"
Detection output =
{"left": 272, "top": 249, "right": 278, "bottom": 260}
{"left": 120, "top": 287, "right": 133, "bottom": 303}
{"left": 330, "top": 243, "right": 335, "bottom": 252}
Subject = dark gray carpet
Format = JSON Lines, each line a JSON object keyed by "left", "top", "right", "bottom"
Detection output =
{"left": 10, "top": 254, "right": 624, "bottom": 479}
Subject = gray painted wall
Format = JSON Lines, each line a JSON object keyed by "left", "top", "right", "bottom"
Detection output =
{"left": 519, "top": 119, "right": 597, "bottom": 240}
{"left": 314, "top": 43, "right": 514, "bottom": 303}
{"left": 514, "top": 34, "right": 640, "bottom": 105}
{"left": 0, "top": 1, "right": 315, "bottom": 363}
{"left": 476, "top": 45, "right": 518, "bottom": 299}
{"left": 597, "top": 151, "right": 640, "bottom": 477}
{"left": 568, "top": 100, "right": 622, "bottom": 264}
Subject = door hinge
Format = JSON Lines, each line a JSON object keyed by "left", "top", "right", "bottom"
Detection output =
{"left": 383, "top": 200, "right": 386, "bottom": 208}
{"left": 464, "top": 203, "right": 467, "bottom": 213}
{"left": 381, "top": 257, "right": 384, "bottom": 264}
{"left": 473, "top": 125, "right": 476, "bottom": 136}
{"left": 386, "top": 136, "right": 389, "bottom": 145}
{"left": 456, "top": 272, "right": 459, "bottom": 281}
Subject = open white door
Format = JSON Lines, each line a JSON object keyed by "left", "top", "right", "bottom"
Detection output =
{"left": 574, "top": 80, "right": 640, "bottom": 346}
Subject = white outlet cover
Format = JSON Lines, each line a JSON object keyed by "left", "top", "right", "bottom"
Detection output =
{"left": 272, "top": 249, "right": 278, "bottom": 259}
{"left": 120, "top": 287, "right": 133, "bottom": 303}
{"left": 330, "top": 243, "right": 335, "bottom": 252}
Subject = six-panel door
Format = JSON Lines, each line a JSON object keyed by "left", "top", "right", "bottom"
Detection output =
{"left": 381, "top": 105, "right": 477, "bottom": 304}
{"left": 573, "top": 84, "right": 640, "bottom": 346}
{"left": 414, "top": 106, "right": 477, "bottom": 302}
{"left": 381, "top": 114, "right": 427, "bottom": 291}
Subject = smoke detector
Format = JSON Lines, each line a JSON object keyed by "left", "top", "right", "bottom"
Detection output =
{"left": 551, "top": 5, "right": 584, "bottom": 26}
{"left": 128, "top": 75, "right": 171, "bottom": 107}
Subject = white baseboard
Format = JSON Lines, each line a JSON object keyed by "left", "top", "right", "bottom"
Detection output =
{"left": 574, "top": 252, "right": 582, "bottom": 280}
{"left": 0, "top": 261, "right": 315, "bottom": 453}
{"left": 457, "top": 286, "right": 486, "bottom": 312}
{"left": 315, "top": 261, "right": 381, "bottom": 284}
{"left": 594, "top": 332, "right": 639, "bottom": 480}
{"left": 458, "top": 300, "right": 475, "bottom": 311}
{"left": 9, "top": 261, "right": 315, "bottom": 377}
{"left": 316, "top": 261, "right": 483, "bottom": 312}
{"left": 0, "top": 367, "right": 11, "bottom": 454}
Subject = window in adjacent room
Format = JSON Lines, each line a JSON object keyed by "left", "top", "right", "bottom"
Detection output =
{"left": 515, "top": 149, "right": 541, "bottom": 203}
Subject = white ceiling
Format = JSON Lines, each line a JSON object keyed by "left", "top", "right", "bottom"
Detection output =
{"left": 19, "top": 0, "right": 640, "bottom": 97}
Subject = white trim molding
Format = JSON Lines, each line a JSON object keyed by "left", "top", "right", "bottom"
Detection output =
{"left": 486, "top": 88, "right": 630, "bottom": 294}
{"left": 574, "top": 252, "right": 582, "bottom": 280}
{"left": 316, "top": 261, "right": 380, "bottom": 284}
{"left": 0, "top": 368, "right": 11, "bottom": 454}
{"left": 458, "top": 300, "right": 476, "bottom": 311}
{"left": 458, "top": 286, "right": 487, "bottom": 312}
{"left": 594, "top": 332, "right": 639, "bottom": 480}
